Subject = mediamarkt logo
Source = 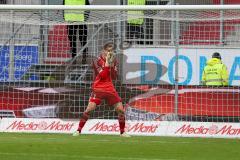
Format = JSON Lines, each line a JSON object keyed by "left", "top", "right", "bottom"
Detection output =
{"left": 6, "top": 120, "right": 74, "bottom": 131}
{"left": 175, "top": 124, "right": 240, "bottom": 135}
{"left": 89, "top": 122, "right": 158, "bottom": 133}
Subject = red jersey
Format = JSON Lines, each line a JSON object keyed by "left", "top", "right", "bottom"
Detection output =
{"left": 92, "top": 55, "right": 118, "bottom": 92}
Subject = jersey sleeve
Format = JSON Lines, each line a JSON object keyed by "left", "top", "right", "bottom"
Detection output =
{"left": 92, "top": 58, "right": 110, "bottom": 79}
{"left": 99, "top": 67, "right": 111, "bottom": 79}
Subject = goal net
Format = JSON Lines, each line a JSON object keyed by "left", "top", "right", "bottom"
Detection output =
{"left": 0, "top": 5, "right": 240, "bottom": 128}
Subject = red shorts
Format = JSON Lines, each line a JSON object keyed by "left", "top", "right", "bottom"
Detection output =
{"left": 89, "top": 90, "right": 122, "bottom": 106}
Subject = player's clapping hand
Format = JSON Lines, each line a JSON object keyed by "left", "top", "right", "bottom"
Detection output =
{"left": 106, "top": 51, "right": 115, "bottom": 66}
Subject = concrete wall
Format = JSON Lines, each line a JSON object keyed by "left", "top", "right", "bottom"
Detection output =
{"left": 0, "top": 0, "right": 42, "bottom": 45}
{"left": 175, "top": 0, "right": 212, "bottom": 5}
{"left": 6, "top": 0, "right": 42, "bottom": 4}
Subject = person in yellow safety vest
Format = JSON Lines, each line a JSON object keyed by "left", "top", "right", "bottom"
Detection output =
{"left": 127, "top": 0, "right": 146, "bottom": 44}
{"left": 64, "top": 0, "right": 90, "bottom": 63}
{"left": 201, "top": 52, "right": 229, "bottom": 86}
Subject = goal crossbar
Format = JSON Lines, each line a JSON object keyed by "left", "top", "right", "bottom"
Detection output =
{"left": 1, "top": 5, "right": 240, "bottom": 11}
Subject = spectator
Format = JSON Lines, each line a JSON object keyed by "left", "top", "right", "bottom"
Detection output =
{"left": 126, "top": 0, "right": 146, "bottom": 44}
{"left": 64, "top": 0, "right": 90, "bottom": 63}
{"left": 202, "top": 52, "right": 229, "bottom": 86}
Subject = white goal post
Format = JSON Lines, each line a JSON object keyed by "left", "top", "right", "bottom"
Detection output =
{"left": 0, "top": 4, "right": 239, "bottom": 138}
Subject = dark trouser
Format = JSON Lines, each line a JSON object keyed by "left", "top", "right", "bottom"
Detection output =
{"left": 126, "top": 24, "right": 144, "bottom": 45}
{"left": 67, "top": 24, "right": 88, "bottom": 61}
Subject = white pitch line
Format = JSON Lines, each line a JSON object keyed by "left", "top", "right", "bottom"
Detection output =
{"left": 0, "top": 152, "right": 177, "bottom": 160}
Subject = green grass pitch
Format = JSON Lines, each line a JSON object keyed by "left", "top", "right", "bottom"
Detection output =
{"left": 0, "top": 133, "right": 239, "bottom": 160}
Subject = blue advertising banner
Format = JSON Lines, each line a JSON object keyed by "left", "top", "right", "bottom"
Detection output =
{"left": 14, "top": 46, "right": 38, "bottom": 80}
{"left": 0, "top": 46, "right": 10, "bottom": 81}
{"left": 0, "top": 46, "right": 38, "bottom": 81}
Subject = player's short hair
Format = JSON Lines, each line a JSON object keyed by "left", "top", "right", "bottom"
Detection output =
{"left": 103, "top": 42, "right": 115, "bottom": 50}
{"left": 212, "top": 52, "right": 222, "bottom": 60}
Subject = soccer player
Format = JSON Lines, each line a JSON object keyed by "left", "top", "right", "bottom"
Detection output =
{"left": 73, "top": 42, "right": 130, "bottom": 137}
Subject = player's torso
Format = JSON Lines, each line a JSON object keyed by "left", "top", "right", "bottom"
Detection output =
{"left": 92, "top": 56, "right": 115, "bottom": 91}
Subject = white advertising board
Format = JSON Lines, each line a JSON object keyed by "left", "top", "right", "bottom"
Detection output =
{"left": 123, "top": 48, "right": 240, "bottom": 86}
{"left": 1, "top": 118, "right": 240, "bottom": 138}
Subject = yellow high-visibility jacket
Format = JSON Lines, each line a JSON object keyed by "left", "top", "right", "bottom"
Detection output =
{"left": 64, "top": 0, "right": 86, "bottom": 22}
{"left": 202, "top": 58, "right": 229, "bottom": 86}
{"left": 128, "top": 0, "right": 146, "bottom": 25}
